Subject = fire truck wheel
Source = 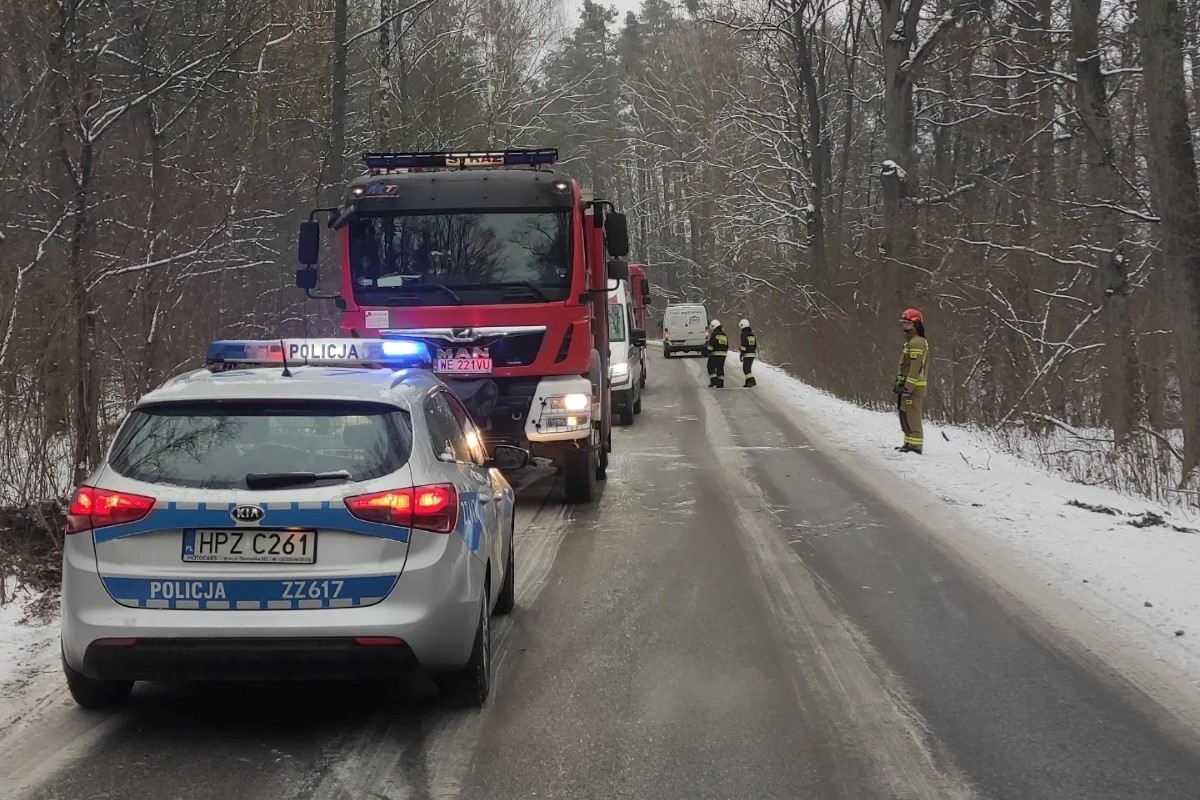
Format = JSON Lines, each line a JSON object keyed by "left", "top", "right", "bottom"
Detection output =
{"left": 563, "top": 447, "right": 596, "bottom": 503}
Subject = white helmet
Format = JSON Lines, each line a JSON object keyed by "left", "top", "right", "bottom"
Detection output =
{"left": 739, "top": 318, "right": 750, "bottom": 329}
{"left": 710, "top": 319, "right": 721, "bottom": 329}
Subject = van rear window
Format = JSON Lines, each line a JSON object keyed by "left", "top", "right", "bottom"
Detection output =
{"left": 108, "top": 401, "right": 412, "bottom": 489}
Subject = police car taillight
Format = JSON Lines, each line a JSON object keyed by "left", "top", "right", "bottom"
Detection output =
{"left": 344, "top": 484, "right": 458, "bottom": 533}
{"left": 65, "top": 486, "right": 155, "bottom": 534}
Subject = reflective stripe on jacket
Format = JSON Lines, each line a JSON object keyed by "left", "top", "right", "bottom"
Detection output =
{"left": 898, "top": 334, "right": 929, "bottom": 388}
{"left": 707, "top": 328, "right": 730, "bottom": 355}
{"left": 740, "top": 329, "right": 757, "bottom": 358}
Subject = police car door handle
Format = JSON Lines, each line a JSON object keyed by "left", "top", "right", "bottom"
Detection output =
{"left": 479, "top": 494, "right": 494, "bottom": 504}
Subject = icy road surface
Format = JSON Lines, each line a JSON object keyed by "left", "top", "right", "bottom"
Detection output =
{"left": 4, "top": 349, "right": 1200, "bottom": 800}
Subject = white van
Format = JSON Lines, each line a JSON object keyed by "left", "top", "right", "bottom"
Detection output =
{"left": 663, "top": 303, "right": 709, "bottom": 357}
{"left": 609, "top": 280, "right": 646, "bottom": 425}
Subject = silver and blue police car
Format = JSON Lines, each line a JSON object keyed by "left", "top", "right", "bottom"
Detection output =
{"left": 60, "top": 338, "right": 525, "bottom": 709}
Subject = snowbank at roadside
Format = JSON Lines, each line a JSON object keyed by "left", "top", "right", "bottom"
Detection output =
{"left": 749, "top": 358, "right": 1200, "bottom": 684}
{"left": 0, "top": 581, "right": 59, "bottom": 726}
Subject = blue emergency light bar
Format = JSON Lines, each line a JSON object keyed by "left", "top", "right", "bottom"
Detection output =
{"left": 205, "top": 338, "right": 431, "bottom": 371}
{"left": 363, "top": 149, "right": 559, "bottom": 172}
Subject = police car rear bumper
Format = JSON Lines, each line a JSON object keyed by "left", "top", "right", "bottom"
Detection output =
{"left": 61, "top": 531, "right": 481, "bottom": 679}
{"left": 82, "top": 637, "right": 419, "bottom": 681}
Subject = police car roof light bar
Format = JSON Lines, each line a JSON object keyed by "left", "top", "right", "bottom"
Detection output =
{"left": 363, "top": 149, "right": 558, "bottom": 172}
{"left": 205, "top": 338, "right": 431, "bottom": 371}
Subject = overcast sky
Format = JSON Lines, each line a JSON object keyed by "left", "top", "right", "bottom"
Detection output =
{"left": 565, "top": 0, "right": 645, "bottom": 29}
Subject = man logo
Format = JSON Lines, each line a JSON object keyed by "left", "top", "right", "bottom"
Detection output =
{"left": 231, "top": 504, "right": 265, "bottom": 523}
{"left": 450, "top": 328, "right": 476, "bottom": 341}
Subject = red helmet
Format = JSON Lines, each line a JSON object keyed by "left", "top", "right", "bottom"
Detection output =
{"left": 900, "top": 307, "right": 923, "bottom": 324}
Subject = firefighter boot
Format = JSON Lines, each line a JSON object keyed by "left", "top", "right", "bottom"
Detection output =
{"left": 744, "top": 376, "right": 756, "bottom": 387}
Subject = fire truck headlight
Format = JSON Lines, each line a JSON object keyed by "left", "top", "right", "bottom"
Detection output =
{"left": 562, "top": 393, "right": 590, "bottom": 412}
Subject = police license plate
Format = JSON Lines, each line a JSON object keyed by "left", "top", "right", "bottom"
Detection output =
{"left": 436, "top": 357, "right": 493, "bottom": 374}
{"left": 182, "top": 530, "right": 317, "bottom": 564}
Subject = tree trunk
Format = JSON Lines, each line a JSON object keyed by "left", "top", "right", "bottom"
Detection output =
{"left": 325, "top": 0, "right": 348, "bottom": 187}
{"left": 1138, "top": 0, "right": 1200, "bottom": 475}
{"left": 1073, "top": 0, "right": 1145, "bottom": 443}
{"left": 378, "top": 0, "right": 391, "bottom": 147}
{"left": 791, "top": 16, "right": 829, "bottom": 282}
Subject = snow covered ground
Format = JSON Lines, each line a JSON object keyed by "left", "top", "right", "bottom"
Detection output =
{"left": 0, "top": 580, "right": 59, "bottom": 728}
{"left": 745, "top": 355, "right": 1200, "bottom": 687}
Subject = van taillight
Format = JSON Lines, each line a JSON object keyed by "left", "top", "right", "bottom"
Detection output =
{"left": 344, "top": 484, "right": 458, "bottom": 533}
{"left": 65, "top": 487, "right": 156, "bottom": 534}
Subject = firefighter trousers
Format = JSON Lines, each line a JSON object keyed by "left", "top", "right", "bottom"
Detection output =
{"left": 898, "top": 390, "right": 925, "bottom": 452}
{"left": 741, "top": 356, "right": 756, "bottom": 386}
{"left": 707, "top": 355, "right": 726, "bottom": 387}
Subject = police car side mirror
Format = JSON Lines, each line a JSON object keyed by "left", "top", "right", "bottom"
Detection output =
{"left": 298, "top": 219, "right": 321, "bottom": 266}
{"left": 490, "top": 445, "right": 529, "bottom": 471}
{"left": 296, "top": 267, "right": 318, "bottom": 290}
{"left": 631, "top": 329, "right": 647, "bottom": 348}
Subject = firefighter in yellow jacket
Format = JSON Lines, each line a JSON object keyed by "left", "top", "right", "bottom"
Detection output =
{"left": 894, "top": 308, "right": 929, "bottom": 454}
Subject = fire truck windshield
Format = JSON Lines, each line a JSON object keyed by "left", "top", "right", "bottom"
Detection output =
{"left": 348, "top": 210, "right": 572, "bottom": 305}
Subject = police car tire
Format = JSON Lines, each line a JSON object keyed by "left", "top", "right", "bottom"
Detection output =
{"left": 442, "top": 590, "right": 492, "bottom": 707}
{"left": 63, "top": 657, "right": 132, "bottom": 710}
{"left": 494, "top": 529, "right": 516, "bottom": 616}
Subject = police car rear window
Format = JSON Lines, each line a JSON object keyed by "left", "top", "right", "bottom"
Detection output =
{"left": 108, "top": 401, "right": 412, "bottom": 489}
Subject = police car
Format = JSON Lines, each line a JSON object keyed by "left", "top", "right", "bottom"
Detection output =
{"left": 60, "top": 338, "right": 527, "bottom": 709}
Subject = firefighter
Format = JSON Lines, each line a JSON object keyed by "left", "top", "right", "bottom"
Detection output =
{"left": 706, "top": 319, "right": 730, "bottom": 388}
{"left": 894, "top": 307, "right": 929, "bottom": 454}
{"left": 738, "top": 319, "right": 757, "bottom": 387}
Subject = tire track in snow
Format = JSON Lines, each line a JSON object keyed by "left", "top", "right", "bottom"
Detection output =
{"left": 693, "top": 383, "right": 980, "bottom": 800}
{"left": 290, "top": 472, "right": 573, "bottom": 800}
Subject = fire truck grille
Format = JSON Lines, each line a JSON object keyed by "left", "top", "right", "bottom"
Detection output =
{"left": 423, "top": 331, "right": 545, "bottom": 368}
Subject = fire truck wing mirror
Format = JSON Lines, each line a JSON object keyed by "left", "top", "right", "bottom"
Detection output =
{"left": 605, "top": 212, "right": 630, "bottom": 257}
{"left": 631, "top": 329, "right": 647, "bottom": 347}
{"left": 295, "top": 267, "right": 318, "bottom": 290}
{"left": 298, "top": 220, "right": 321, "bottom": 266}
{"left": 607, "top": 258, "right": 629, "bottom": 281}
{"left": 643, "top": 280, "right": 653, "bottom": 304}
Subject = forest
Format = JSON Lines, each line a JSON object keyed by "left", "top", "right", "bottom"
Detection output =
{"left": 2, "top": 0, "right": 1199, "bottom": 511}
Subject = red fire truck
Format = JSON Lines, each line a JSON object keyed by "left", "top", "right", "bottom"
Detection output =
{"left": 628, "top": 264, "right": 652, "bottom": 387}
{"left": 295, "top": 149, "right": 631, "bottom": 503}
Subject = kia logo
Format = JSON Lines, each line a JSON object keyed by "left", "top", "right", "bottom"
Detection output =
{"left": 231, "top": 504, "right": 265, "bottom": 523}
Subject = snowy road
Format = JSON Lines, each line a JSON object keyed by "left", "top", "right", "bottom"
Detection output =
{"left": 5, "top": 350, "right": 1200, "bottom": 799}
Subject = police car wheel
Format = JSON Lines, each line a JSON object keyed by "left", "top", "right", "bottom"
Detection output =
{"left": 633, "top": 393, "right": 642, "bottom": 415}
{"left": 444, "top": 590, "right": 491, "bottom": 707}
{"left": 63, "top": 657, "right": 132, "bottom": 710}
{"left": 494, "top": 528, "right": 516, "bottom": 616}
